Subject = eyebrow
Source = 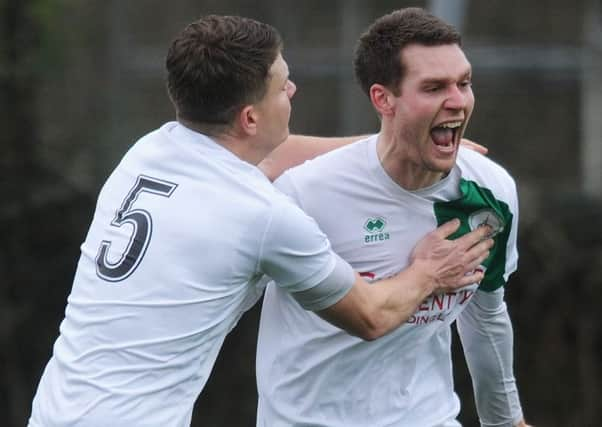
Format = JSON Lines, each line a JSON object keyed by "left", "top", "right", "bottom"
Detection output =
{"left": 420, "top": 70, "right": 472, "bottom": 85}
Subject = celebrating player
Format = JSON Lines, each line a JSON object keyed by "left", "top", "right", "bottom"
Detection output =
{"left": 256, "top": 8, "right": 531, "bottom": 427}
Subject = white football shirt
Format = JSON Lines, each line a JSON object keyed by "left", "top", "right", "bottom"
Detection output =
{"left": 29, "top": 122, "right": 354, "bottom": 427}
{"left": 256, "top": 135, "right": 519, "bottom": 427}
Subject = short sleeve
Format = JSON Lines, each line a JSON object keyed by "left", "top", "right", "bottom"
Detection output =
{"left": 258, "top": 196, "right": 339, "bottom": 293}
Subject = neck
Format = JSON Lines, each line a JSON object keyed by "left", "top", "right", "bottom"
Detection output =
{"left": 178, "top": 119, "right": 263, "bottom": 166}
{"left": 376, "top": 128, "right": 446, "bottom": 191}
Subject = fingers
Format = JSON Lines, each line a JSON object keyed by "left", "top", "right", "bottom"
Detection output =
{"left": 453, "top": 240, "right": 492, "bottom": 287}
{"left": 464, "top": 249, "right": 490, "bottom": 273}
{"left": 460, "top": 138, "right": 488, "bottom": 155}
{"left": 423, "top": 221, "right": 496, "bottom": 293}
{"left": 430, "top": 218, "right": 460, "bottom": 239}
{"left": 464, "top": 238, "right": 493, "bottom": 264}
{"left": 455, "top": 270, "right": 485, "bottom": 287}
{"left": 455, "top": 225, "right": 491, "bottom": 250}
{"left": 431, "top": 219, "right": 493, "bottom": 249}
{"left": 448, "top": 244, "right": 491, "bottom": 287}
{"left": 436, "top": 241, "right": 492, "bottom": 291}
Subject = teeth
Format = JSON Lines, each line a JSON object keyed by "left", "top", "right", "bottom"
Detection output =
{"left": 440, "top": 121, "right": 462, "bottom": 129}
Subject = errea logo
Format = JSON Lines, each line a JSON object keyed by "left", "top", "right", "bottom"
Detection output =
{"left": 364, "top": 217, "right": 390, "bottom": 244}
{"left": 364, "top": 217, "right": 385, "bottom": 233}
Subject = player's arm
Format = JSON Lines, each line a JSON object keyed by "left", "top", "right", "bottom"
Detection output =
{"left": 456, "top": 175, "right": 530, "bottom": 427}
{"left": 259, "top": 134, "right": 366, "bottom": 181}
{"left": 457, "top": 288, "right": 531, "bottom": 427}
{"left": 312, "top": 219, "right": 492, "bottom": 340}
{"left": 259, "top": 135, "right": 488, "bottom": 182}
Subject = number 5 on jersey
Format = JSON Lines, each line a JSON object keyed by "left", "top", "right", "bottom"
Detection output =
{"left": 96, "top": 175, "right": 178, "bottom": 282}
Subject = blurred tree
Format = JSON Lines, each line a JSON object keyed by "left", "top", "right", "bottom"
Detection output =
{"left": 0, "top": 1, "right": 94, "bottom": 424}
{"left": 1, "top": 0, "right": 44, "bottom": 421}
{"left": 1, "top": 0, "right": 38, "bottom": 185}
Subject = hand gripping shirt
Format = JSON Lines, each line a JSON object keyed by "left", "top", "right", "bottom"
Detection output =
{"left": 256, "top": 135, "right": 519, "bottom": 427}
{"left": 28, "top": 122, "right": 353, "bottom": 427}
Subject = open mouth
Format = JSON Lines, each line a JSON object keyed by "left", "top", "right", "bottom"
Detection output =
{"left": 430, "top": 121, "right": 462, "bottom": 150}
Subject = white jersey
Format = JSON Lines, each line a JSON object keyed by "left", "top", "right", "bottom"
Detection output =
{"left": 256, "top": 135, "right": 519, "bottom": 427}
{"left": 29, "top": 122, "right": 353, "bottom": 427}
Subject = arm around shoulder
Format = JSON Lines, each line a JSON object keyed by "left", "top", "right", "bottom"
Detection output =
{"left": 259, "top": 134, "right": 368, "bottom": 181}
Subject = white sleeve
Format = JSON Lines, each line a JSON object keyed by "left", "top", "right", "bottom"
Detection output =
{"left": 289, "top": 253, "right": 354, "bottom": 311}
{"left": 258, "top": 196, "right": 354, "bottom": 310}
{"left": 457, "top": 287, "right": 524, "bottom": 427}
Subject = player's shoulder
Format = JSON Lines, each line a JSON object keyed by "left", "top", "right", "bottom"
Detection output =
{"left": 457, "top": 146, "right": 517, "bottom": 192}
{"left": 280, "top": 134, "right": 376, "bottom": 185}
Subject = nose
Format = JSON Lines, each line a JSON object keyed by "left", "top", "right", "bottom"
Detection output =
{"left": 286, "top": 80, "right": 297, "bottom": 99}
{"left": 444, "top": 84, "right": 470, "bottom": 110}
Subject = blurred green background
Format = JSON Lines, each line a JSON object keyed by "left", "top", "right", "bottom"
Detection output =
{"left": 2, "top": 0, "right": 601, "bottom": 426}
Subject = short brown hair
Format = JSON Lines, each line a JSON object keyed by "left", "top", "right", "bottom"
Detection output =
{"left": 166, "top": 15, "right": 283, "bottom": 128}
{"left": 353, "top": 7, "right": 461, "bottom": 97}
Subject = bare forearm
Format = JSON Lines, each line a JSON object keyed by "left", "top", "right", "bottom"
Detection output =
{"left": 360, "top": 261, "right": 438, "bottom": 338}
{"left": 317, "top": 263, "right": 434, "bottom": 340}
{"left": 259, "top": 134, "right": 368, "bottom": 181}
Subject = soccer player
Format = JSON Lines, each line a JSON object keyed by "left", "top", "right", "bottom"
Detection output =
{"left": 28, "top": 14, "right": 492, "bottom": 427}
{"left": 256, "top": 8, "right": 531, "bottom": 427}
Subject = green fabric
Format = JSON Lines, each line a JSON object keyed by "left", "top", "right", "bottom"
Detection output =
{"left": 434, "top": 178, "right": 513, "bottom": 292}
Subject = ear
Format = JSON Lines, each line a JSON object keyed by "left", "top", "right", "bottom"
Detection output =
{"left": 369, "top": 84, "right": 396, "bottom": 117}
{"left": 237, "top": 105, "right": 259, "bottom": 136}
